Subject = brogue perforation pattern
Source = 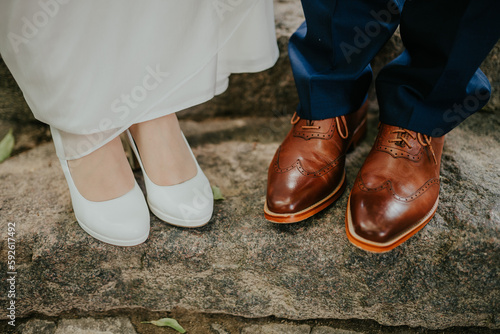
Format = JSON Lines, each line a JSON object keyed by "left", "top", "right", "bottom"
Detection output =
{"left": 357, "top": 177, "right": 440, "bottom": 202}
{"left": 274, "top": 152, "right": 343, "bottom": 178}
{"left": 376, "top": 144, "right": 423, "bottom": 161}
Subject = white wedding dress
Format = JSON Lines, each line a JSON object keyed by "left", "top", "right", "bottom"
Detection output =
{"left": 0, "top": 0, "right": 279, "bottom": 159}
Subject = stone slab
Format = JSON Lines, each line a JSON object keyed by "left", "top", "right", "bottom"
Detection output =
{"left": 241, "top": 324, "right": 311, "bottom": 334}
{"left": 53, "top": 317, "right": 137, "bottom": 334}
{"left": 211, "top": 323, "right": 231, "bottom": 334}
{"left": 311, "top": 328, "right": 362, "bottom": 334}
{"left": 18, "top": 319, "right": 57, "bottom": 334}
{"left": 0, "top": 109, "right": 498, "bottom": 329}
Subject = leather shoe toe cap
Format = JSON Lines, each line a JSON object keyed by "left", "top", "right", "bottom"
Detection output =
{"left": 349, "top": 189, "right": 408, "bottom": 244}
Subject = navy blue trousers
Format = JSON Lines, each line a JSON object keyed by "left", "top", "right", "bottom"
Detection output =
{"left": 289, "top": 0, "right": 500, "bottom": 136}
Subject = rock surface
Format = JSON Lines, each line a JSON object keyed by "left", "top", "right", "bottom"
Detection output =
{"left": 17, "top": 319, "right": 57, "bottom": 334}
{"left": 211, "top": 323, "right": 231, "bottom": 334}
{"left": 1, "top": 0, "right": 499, "bottom": 124}
{"left": 0, "top": 107, "right": 499, "bottom": 330}
{"left": 241, "top": 324, "right": 311, "bottom": 334}
{"left": 54, "top": 317, "right": 137, "bottom": 334}
{"left": 311, "top": 328, "right": 362, "bottom": 334}
{"left": 17, "top": 317, "right": 137, "bottom": 334}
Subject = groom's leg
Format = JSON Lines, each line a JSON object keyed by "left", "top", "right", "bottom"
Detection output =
{"left": 347, "top": 0, "right": 500, "bottom": 252}
{"left": 376, "top": 0, "right": 500, "bottom": 136}
{"left": 290, "top": 0, "right": 404, "bottom": 120}
{"left": 265, "top": 0, "right": 404, "bottom": 223}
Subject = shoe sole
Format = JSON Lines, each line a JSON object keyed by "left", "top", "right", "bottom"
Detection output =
{"left": 345, "top": 193, "right": 439, "bottom": 253}
{"left": 264, "top": 109, "right": 368, "bottom": 224}
{"left": 264, "top": 172, "right": 347, "bottom": 224}
{"left": 75, "top": 217, "right": 149, "bottom": 247}
{"left": 148, "top": 201, "right": 212, "bottom": 228}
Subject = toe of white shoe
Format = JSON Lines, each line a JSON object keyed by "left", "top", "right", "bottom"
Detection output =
{"left": 146, "top": 172, "right": 214, "bottom": 228}
{"left": 73, "top": 183, "right": 151, "bottom": 246}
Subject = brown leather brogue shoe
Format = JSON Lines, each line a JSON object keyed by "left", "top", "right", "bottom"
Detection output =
{"left": 346, "top": 123, "right": 445, "bottom": 252}
{"left": 265, "top": 102, "right": 368, "bottom": 223}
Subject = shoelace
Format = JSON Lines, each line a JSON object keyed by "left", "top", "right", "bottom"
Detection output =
{"left": 388, "top": 128, "right": 437, "bottom": 164}
{"left": 290, "top": 112, "right": 349, "bottom": 139}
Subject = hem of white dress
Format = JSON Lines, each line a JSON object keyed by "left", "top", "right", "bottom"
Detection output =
{"left": 136, "top": 53, "right": 279, "bottom": 125}
{"left": 51, "top": 0, "right": 279, "bottom": 160}
{"left": 56, "top": 50, "right": 279, "bottom": 161}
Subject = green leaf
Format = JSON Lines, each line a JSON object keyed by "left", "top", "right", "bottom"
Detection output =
{"left": 0, "top": 129, "right": 15, "bottom": 163}
{"left": 211, "top": 185, "right": 225, "bottom": 201}
{"left": 141, "top": 318, "right": 186, "bottom": 333}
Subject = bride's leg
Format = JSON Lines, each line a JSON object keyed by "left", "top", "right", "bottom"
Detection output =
{"left": 128, "top": 113, "right": 197, "bottom": 186}
{"left": 68, "top": 136, "right": 135, "bottom": 201}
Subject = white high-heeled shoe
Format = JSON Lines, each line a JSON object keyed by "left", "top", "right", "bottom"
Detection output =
{"left": 59, "top": 158, "right": 150, "bottom": 246}
{"left": 126, "top": 130, "right": 214, "bottom": 228}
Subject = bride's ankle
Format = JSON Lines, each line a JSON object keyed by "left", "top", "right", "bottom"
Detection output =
{"left": 128, "top": 114, "right": 197, "bottom": 186}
